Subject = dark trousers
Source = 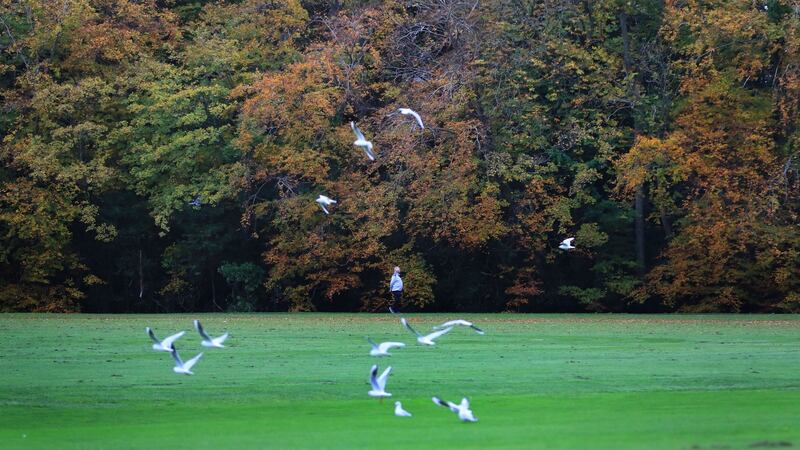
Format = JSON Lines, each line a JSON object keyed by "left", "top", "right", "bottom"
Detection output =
{"left": 391, "top": 290, "right": 403, "bottom": 306}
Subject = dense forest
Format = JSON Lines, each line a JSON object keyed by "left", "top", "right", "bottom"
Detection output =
{"left": 1, "top": 0, "right": 798, "bottom": 313}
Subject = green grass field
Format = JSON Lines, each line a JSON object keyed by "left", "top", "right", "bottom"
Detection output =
{"left": 1, "top": 314, "right": 798, "bottom": 449}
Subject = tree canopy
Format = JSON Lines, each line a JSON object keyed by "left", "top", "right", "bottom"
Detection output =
{"left": 1, "top": 0, "right": 798, "bottom": 313}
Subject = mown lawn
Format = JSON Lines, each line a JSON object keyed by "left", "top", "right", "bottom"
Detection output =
{"left": 0, "top": 313, "right": 798, "bottom": 449}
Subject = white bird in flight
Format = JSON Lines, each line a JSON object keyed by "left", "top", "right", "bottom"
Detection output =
{"left": 170, "top": 345, "right": 203, "bottom": 375}
{"left": 559, "top": 237, "right": 575, "bottom": 250}
{"left": 368, "top": 364, "right": 393, "bottom": 398}
{"left": 433, "top": 319, "right": 485, "bottom": 335}
{"left": 432, "top": 396, "right": 478, "bottom": 422}
{"left": 401, "top": 318, "right": 452, "bottom": 346}
{"left": 351, "top": 121, "right": 375, "bottom": 161}
{"left": 315, "top": 195, "right": 337, "bottom": 215}
{"left": 398, "top": 108, "right": 424, "bottom": 129}
{"left": 146, "top": 327, "right": 185, "bottom": 352}
{"left": 394, "top": 401, "right": 412, "bottom": 417}
{"left": 194, "top": 320, "right": 228, "bottom": 348}
{"left": 367, "top": 338, "right": 406, "bottom": 356}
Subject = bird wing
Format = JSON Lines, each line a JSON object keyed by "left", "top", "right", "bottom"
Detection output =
{"left": 369, "top": 365, "right": 380, "bottom": 391}
{"left": 162, "top": 331, "right": 186, "bottom": 348}
{"left": 213, "top": 333, "right": 228, "bottom": 345}
{"left": 194, "top": 320, "right": 213, "bottom": 342}
{"left": 318, "top": 203, "right": 329, "bottom": 214}
{"left": 469, "top": 324, "right": 485, "bottom": 335}
{"left": 351, "top": 121, "right": 366, "bottom": 141}
{"left": 378, "top": 342, "right": 405, "bottom": 353}
{"left": 364, "top": 146, "right": 375, "bottom": 161}
{"left": 437, "top": 319, "right": 469, "bottom": 328}
{"left": 423, "top": 327, "right": 453, "bottom": 342}
{"left": 183, "top": 352, "right": 203, "bottom": 371}
{"left": 409, "top": 110, "right": 424, "bottom": 129}
{"left": 564, "top": 237, "right": 575, "bottom": 245}
{"left": 401, "top": 318, "right": 422, "bottom": 338}
{"left": 170, "top": 346, "right": 184, "bottom": 367}
{"left": 376, "top": 366, "right": 392, "bottom": 390}
{"left": 432, "top": 396, "right": 459, "bottom": 412}
{"left": 146, "top": 327, "right": 160, "bottom": 344}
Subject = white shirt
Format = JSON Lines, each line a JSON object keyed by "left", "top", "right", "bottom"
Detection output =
{"left": 390, "top": 273, "right": 403, "bottom": 292}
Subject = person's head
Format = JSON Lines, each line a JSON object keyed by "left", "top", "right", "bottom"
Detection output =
{"left": 393, "top": 266, "right": 401, "bottom": 274}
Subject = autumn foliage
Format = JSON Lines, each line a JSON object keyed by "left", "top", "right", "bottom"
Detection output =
{"left": 1, "top": 0, "right": 798, "bottom": 312}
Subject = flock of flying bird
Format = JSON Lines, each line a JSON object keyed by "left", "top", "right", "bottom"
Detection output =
{"left": 166, "top": 107, "right": 578, "bottom": 421}
{"left": 314, "top": 108, "right": 423, "bottom": 213}
{"left": 367, "top": 311, "right": 485, "bottom": 422}
{"left": 318, "top": 108, "right": 579, "bottom": 252}
{"left": 188, "top": 107, "right": 578, "bottom": 251}
{"left": 144, "top": 314, "right": 482, "bottom": 422}
{"left": 145, "top": 320, "right": 228, "bottom": 375}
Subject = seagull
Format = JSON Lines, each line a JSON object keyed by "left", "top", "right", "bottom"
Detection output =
{"left": 367, "top": 338, "right": 406, "bottom": 356}
{"left": 401, "top": 318, "right": 452, "bottom": 346}
{"left": 559, "top": 237, "right": 575, "bottom": 250}
{"left": 170, "top": 345, "right": 203, "bottom": 375}
{"left": 368, "top": 364, "right": 392, "bottom": 398}
{"left": 351, "top": 121, "right": 375, "bottom": 161}
{"left": 394, "top": 401, "right": 412, "bottom": 417}
{"left": 432, "top": 396, "right": 478, "bottom": 422}
{"left": 433, "top": 319, "right": 485, "bottom": 335}
{"left": 188, "top": 196, "right": 201, "bottom": 207}
{"left": 146, "top": 327, "right": 185, "bottom": 352}
{"left": 398, "top": 108, "right": 424, "bottom": 129}
{"left": 315, "top": 195, "right": 337, "bottom": 215}
{"left": 194, "top": 320, "right": 228, "bottom": 348}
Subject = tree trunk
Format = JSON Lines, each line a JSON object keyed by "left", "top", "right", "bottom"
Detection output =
{"left": 619, "top": 12, "right": 633, "bottom": 73}
{"left": 583, "top": 0, "right": 595, "bottom": 40}
{"left": 210, "top": 267, "right": 222, "bottom": 312}
{"left": 138, "top": 248, "right": 144, "bottom": 299}
{"left": 620, "top": 11, "right": 646, "bottom": 275}
{"left": 659, "top": 208, "right": 673, "bottom": 239}
{"left": 635, "top": 185, "right": 646, "bottom": 275}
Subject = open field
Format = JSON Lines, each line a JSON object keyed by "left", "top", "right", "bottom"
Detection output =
{"left": 0, "top": 313, "right": 798, "bottom": 449}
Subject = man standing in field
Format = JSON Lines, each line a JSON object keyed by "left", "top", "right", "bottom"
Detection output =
{"left": 389, "top": 266, "right": 403, "bottom": 311}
